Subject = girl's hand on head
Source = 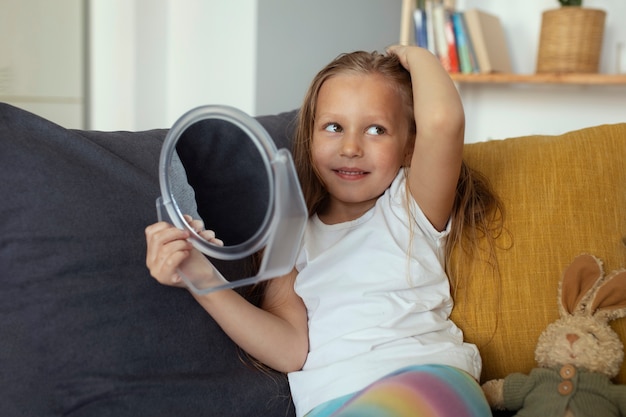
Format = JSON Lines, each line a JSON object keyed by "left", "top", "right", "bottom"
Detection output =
{"left": 386, "top": 44, "right": 410, "bottom": 68}
{"left": 386, "top": 45, "right": 435, "bottom": 72}
{"left": 386, "top": 44, "right": 419, "bottom": 70}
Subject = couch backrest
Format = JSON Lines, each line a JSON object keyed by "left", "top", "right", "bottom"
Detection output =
{"left": 0, "top": 103, "right": 296, "bottom": 416}
{"left": 453, "top": 123, "right": 626, "bottom": 384}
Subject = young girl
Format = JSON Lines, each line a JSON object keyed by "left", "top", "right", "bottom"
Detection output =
{"left": 145, "top": 45, "right": 502, "bottom": 417}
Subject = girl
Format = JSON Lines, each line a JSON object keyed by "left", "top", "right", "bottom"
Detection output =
{"left": 145, "top": 45, "right": 503, "bottom": 417}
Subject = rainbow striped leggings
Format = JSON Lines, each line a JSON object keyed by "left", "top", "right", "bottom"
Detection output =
{"left": 305, "top": 364, "right": 491, "bottom": 417}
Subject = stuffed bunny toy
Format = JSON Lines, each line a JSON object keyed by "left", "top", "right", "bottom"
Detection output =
{"left": 481, "top": 254, "right": 626, "bottom": 416}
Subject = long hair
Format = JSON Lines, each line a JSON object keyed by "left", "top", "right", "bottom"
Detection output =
{"left": 291, "top": 50, "right": 504, "bottom": 290}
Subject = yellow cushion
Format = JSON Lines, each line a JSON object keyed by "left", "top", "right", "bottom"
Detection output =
{"left": 452, "top": 123, "right": 626, "bottom": 383}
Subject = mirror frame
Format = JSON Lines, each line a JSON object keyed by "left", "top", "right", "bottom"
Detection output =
{"left": 157, "top": 105, "right": 276, "bottom": 260}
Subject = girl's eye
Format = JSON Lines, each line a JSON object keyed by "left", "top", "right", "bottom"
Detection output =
{"left": 366, "top": 125, "right": 385, "bottom": 135}
{"left": 324, "top": 123, "right": 342, "bottom": 133}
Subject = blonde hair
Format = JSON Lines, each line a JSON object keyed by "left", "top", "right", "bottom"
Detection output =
{"left": 291, "top": 50, "right": 504, "bottom": 289}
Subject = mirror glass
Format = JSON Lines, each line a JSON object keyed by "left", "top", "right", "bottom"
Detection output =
{"left": 171, "top": 118, "right": 272, "bottom": 248}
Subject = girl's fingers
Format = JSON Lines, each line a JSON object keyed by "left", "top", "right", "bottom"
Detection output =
{"left": 145, "top": 223, "right": 192, "bottom": 281}
{"left": 180, "top": 215, "right": 224, "bottom": 247}
{"left": 183, "top": 215, "right": 204, "bottom": 232}
{"left": 145, "top": 218, "right": 222, "bottom": 288}
{"left": 155, "top": 248, "right": 190, "bottom": 285}
{"left": 386, "top": 44, "right": 416, "bottom": 70}
{"left": 198, "top": 229, "right": 224, "bottom": 246}
{"left": 146, "top": 226, "right": 188, "bottom": 260}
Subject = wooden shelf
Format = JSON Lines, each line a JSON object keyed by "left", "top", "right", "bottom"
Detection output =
{"left": 450, "top": 73, "right": 626, "bottom": 85}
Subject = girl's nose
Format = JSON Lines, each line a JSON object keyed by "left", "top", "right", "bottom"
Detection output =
{"left": 340, "top": 134, "right": 363, "bottom": 158}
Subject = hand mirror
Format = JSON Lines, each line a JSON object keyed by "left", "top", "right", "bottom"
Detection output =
{"left": 156, "top": 105, "right": 307, "bottom": 294}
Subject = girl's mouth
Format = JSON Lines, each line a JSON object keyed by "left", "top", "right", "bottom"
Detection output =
{"left": 335, "top": 169, "right": 366, "bottom": 176}
{"left": 333, "top": 169, "right": 368, "bottom": 180}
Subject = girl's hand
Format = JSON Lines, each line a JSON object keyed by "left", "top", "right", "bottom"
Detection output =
{"left": 145, "top": 215, "right": 223, "bottom": 287}
{"left": 183, "top": 215, "right": 224, "bottom": 247}
{"left": 386, "top": 44, "right": 410, "bottom": 68}
{"left": 386, "top": 44, "right": 428, "bottom": 71}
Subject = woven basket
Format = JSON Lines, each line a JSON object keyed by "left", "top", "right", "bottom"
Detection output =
{"left": 536, "top": 7, "right": 606, "bottom": 73}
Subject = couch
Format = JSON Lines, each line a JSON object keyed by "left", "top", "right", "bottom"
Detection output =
{"left": 1, "top": 102, "right": 624, "bottom": 416}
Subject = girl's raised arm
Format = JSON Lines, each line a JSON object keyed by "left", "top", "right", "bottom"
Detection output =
{"left": 389, "top": 46, "right": 465, "bottom": 232}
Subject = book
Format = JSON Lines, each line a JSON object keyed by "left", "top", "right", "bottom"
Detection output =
{"left": 413, "top": 8, "right": 428, "bottom": 48}
{"left": 463, "top": 9, "right": 512, "bottom": 73}
{"left": 424, "top": 0, "right": 437, "bottom": 55}
{"left": 443, "top": 10, "right": 460, "bottom": 73}
{"left": 461, "top": 13, "right": 480, "bottom": 73}
{"left": 432, "top": 1, "right": 452, "bottom": 71}
{"left": 451, "top": 12, "right": 475, "bottom": 74}
{"left": 430, "top": 1, "right": 459, "bottom": 73}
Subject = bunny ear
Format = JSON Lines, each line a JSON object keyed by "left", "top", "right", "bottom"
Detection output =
{"left": 559, "top": 254, "right": 603, "bottom": 315}
{"left": 590, "top": 269, "right": 626, "bottom": 321}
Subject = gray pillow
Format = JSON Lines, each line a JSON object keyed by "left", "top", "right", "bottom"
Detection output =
{"left": 0, "top": 103, "right": 297, "bottom": 416}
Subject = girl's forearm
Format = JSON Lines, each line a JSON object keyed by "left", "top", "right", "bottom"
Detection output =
{"left": 191, "top": 285, "right": 308, "bottom": 373}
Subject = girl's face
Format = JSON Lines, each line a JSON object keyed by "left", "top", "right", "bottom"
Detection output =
{"left": 311, "top": 72, "right": 410, "bottom": 223}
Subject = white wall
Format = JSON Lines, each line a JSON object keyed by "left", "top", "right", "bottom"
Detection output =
{"left": 88, "top": 0, "right": 401, "bottom": 131}
{"left": 89, "top": 0, "right": 257, "bottom": 130}
{"left": 255, "top": 0, "right": 401, "bottom": 116}
{"left": 456, "top": 0, "right": 626, "bottom": 142}
{"left": 164, "top": 1, "right": 258, "bottom": 124}
{"left": 89, "top": 0, "right": 625, "bottom": 140}
{"left": 89, "top": 0, "right": 135, "bottom": 129}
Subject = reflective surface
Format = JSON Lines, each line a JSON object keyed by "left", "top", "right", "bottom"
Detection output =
{"left": 172, "top": 117, "right": 272, "bottom": 248}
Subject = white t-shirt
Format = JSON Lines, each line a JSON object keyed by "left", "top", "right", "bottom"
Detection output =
{"left": 287, "top": 171, "right": 481, "bottom": 417}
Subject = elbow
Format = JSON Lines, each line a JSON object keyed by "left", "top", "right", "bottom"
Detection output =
{"left": 275, "top": 341, "right": 308, "bottom": 373}
{"left": 291, "top": 348, "right": 308, "bottom": 372}
{"left": 281, "top": 359, "right": 306, "bottom": 374}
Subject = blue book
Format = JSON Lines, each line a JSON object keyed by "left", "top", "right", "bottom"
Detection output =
{"left": 460, "top": 12, "right": 480, "bottom": 73}
{"left": 451, "top": 12, "right": 473, "bottom": 74}
{"left": 413, "top": 8, "right": 428, "bottom": 49}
